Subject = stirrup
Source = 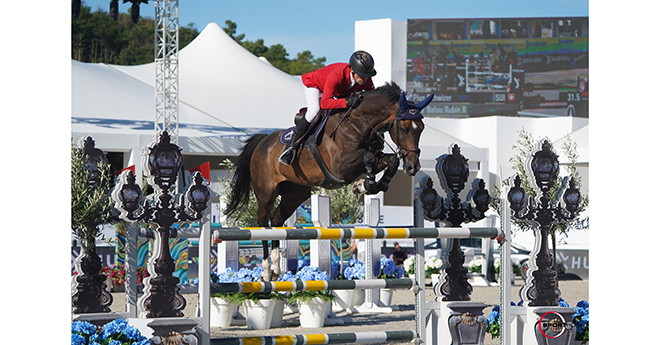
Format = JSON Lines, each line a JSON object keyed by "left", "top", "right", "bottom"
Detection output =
{"left": 278, "top": 147, "right": 296, "bottom": 165}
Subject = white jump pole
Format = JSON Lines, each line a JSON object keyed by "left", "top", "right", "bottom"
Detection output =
{"left": 197, "top": 199, "right": 211, "bottom": 345}
{"left": 357, "top": 197, "right": 392, "bottom": 313}
{"left": 283, "top": 212, "right": 298, "bottom": 274}
{"left": 310, "top": 195, "right": 332, "bottom": 276}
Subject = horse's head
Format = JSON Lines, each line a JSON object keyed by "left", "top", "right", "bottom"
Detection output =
{"left": 390, "top": 92, "right": 434, "bottom": 176}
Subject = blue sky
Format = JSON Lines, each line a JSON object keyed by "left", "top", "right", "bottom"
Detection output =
{"left": 80, "top": 0, "right": 588, "bottom": 64}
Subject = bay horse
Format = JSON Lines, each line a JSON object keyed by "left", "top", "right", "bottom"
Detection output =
{"left": 224, "top": 82, "right": 434, "bottom": 281}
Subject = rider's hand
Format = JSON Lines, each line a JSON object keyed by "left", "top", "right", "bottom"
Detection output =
{"left": 345, "top": 92, "right": 363, "bottom": 109}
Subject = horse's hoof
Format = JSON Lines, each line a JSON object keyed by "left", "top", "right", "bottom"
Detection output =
{"left": 353, "top": 179, "right": 366, "bottom": 194}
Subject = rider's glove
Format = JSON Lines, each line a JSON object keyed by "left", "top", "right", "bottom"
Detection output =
{"left": 345, "top": 92, "right": 363, "bottom": 109}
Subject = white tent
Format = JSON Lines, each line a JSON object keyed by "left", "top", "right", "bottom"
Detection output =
{"left": 71, "top": 23, "right": 308, "bottom": 169}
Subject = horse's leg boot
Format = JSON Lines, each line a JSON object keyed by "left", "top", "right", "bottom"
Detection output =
{"left": 260, "top": 258, "right": 272, "bottom": 282}
{"left": 278, "top": 117, "right": 311, "bottom": 165}
{"left": 270, "top": 249, "right": 281, "bottom": 278}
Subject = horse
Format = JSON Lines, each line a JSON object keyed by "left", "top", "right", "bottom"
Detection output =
{"left": 224, "top": 81, "right": 434, "bottom": 281}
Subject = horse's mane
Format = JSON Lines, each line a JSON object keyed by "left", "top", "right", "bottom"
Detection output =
{"left": 366, "top": 81, "right": 402, "bottom": 104}
{"left": 356, "top": 81, "right": 402, "bottom": 116}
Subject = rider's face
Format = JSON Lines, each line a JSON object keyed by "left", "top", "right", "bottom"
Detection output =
{"left": 352, "top": 70, "right": 367, "bottom": 85}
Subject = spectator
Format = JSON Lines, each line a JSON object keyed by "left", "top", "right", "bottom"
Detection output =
{"left": 392, "top": 242, "right": 408, "bottom": 267}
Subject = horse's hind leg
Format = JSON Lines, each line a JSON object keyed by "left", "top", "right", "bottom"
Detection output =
{"left": 268, "top": 183, "right": 312, "bottom": 278}
{"left": 255, "top": 192, "right": 277, "bottom": 282}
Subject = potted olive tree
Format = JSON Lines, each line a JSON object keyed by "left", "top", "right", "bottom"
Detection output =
{"left": 71, "top": 137, "right": 116, "bottom": 314}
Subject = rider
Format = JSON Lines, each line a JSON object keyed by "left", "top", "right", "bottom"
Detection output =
{"left": 278, "top": 50, "right": 377, "bottom": 165}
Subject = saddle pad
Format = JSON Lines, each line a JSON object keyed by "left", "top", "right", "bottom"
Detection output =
{"left": 279, "top": 113, "right": 329, "bottom": 147}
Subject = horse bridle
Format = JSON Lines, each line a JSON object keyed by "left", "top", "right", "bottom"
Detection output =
{"left": 390, "top": 116, "right": 422, "bottom": 159}
{"left": 335, "top": 106, "right": 420, "bottom": 160}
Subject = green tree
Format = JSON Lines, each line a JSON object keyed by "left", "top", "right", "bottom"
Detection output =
{"left": 222, "top": 20, "right": 245, "bottom": 43}
{"left": 71, "top": 139, "right": 115, "bottom": 244}
{"left": 312, "top": 187, "right": 363, "bottom": 225}
{"left": 289, "top": 51, "right": 327, "bottom": 75}
{"left": 222, "top": 20, "right": 325, "bottom": 75}
{"left": 72, "top": 3, "right": 200, "bottom": 65}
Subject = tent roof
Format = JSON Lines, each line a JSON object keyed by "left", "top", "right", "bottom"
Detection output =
{"left": 71, "top": 22, "right": 307, "bottom": 153}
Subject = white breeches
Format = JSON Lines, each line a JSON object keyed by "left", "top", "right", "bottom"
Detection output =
{"left": 304, "top": 86, "right": 322, "bottom": 122}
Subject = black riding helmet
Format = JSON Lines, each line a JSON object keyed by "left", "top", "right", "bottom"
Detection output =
{"left": 349, "top": 51, "right": 377, "bottom": 78}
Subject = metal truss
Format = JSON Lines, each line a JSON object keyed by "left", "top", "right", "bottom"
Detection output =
{"left": 154, "top": 0, "right": 179, "bottom": 144}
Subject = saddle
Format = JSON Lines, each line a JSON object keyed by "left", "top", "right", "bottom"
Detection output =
{"left": 279, "top": 108, "right": 348, "bottom": 188}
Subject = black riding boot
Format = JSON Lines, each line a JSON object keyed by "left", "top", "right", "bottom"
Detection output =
{"left": 278, "top": 117, "right": 311, "bottom": 165}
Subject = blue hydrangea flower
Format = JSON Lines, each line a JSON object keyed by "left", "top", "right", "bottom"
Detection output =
{"left": 294, "top": 265, "right": 330, "bottom": 281}
{"left": 487, "top": 306, "right": 500, "bottom": 326}
{"left": 343, "top": 259, "right": 365, "bottom": 280}
{"left": 72, "top": 320, "right": 97, "bottom": 336}
{"left": 71, "top": 333, "right": 86, "bottom": 345}
{"left": 278, "top": 270, "right": 296, "bottom": 282}
{"left": 380, "top": 258, "right": 399, "bottom": 278}
{"left": 331, "top": 261, "right": 342, "bottom": 279}
{"left": 298, "top": 258, "right": 311, "bottom": 270}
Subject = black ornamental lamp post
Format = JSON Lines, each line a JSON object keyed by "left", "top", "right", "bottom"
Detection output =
{"left": 112, "top": 131, "right": 210, "bottom": 317}
{"left": 418, "top": 144, "right": 490, "bottom": 301}
{"left": 508, "top": 140, "right": 581, "bottom": 306}
{"left": 72, "top": 137, "right": 113, "bottom": 314}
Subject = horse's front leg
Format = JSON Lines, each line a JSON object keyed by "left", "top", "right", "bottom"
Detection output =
{"left": 270, "top": 240, "right": 281, "bottom": 277}
{"left": 353, "top": 152, "right": 399, "bottom": 194}
{"left": 373, "top": 153, "right": 400, "bottom": 193}
{"left": 261, "top": 240, "right": 271, "bottom": 282}
{"left": 353, "top": 151, "right": 379, "bottom": 194}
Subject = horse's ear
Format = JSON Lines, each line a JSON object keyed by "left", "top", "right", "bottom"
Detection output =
{"left": 398, "top": 92, "right": 409, "bottom": 113}
{"left": 415, "top": 93, "right": 435, "bottom": 110}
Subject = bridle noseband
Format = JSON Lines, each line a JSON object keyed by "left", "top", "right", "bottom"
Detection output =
{"left": 391, "top": 115, "right": 421, "bottom": 159}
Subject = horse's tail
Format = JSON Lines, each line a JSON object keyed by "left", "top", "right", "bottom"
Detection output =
{"left": 224, "top": 133, "right": 267, "bottom": 218}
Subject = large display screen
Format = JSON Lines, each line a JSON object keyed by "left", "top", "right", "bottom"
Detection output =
{"left": 406, "top": 17, "right": 588, "bottom": 118}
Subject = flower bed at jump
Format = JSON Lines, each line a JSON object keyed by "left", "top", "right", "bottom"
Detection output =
{"left": 485, "top": 299, "right": 589, "bottom": 344}
{"left": 403, "top": 255, "right": 443, "bottom": 278}
{"left": 91, "top": 264, "right": 149, "bottom": 292}
{"left": 379, "top": 257, "right": 404, "bottom": 279}
{"left": 198, "top": 264, "right": 333, "bottom": 329}
{"left": 72, "top": 318, "right": 149, "bottom": 345}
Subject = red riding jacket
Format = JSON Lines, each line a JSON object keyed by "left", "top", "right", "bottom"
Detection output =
{"left": 301, "top": 63, "right": 375, "bottom": 110}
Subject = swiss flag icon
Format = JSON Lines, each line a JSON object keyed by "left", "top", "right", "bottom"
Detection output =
{"left": 507, "top": 93, "right": 516, "bottom": 102}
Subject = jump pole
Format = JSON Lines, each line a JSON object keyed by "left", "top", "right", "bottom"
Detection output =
{"left": 210, "top": 330, "right": 416, "bottom": 345}
{"left": 356, "top": 196, "right": 392, "bottom": 313}
{"left": 211, "top": 227, "right": 499, "bottom": 241}
{"left": 310, "top": 195, "right": 332, "bottom": 277}
{"left": 211, "top": 330, "right": 416, "bottom": 345}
